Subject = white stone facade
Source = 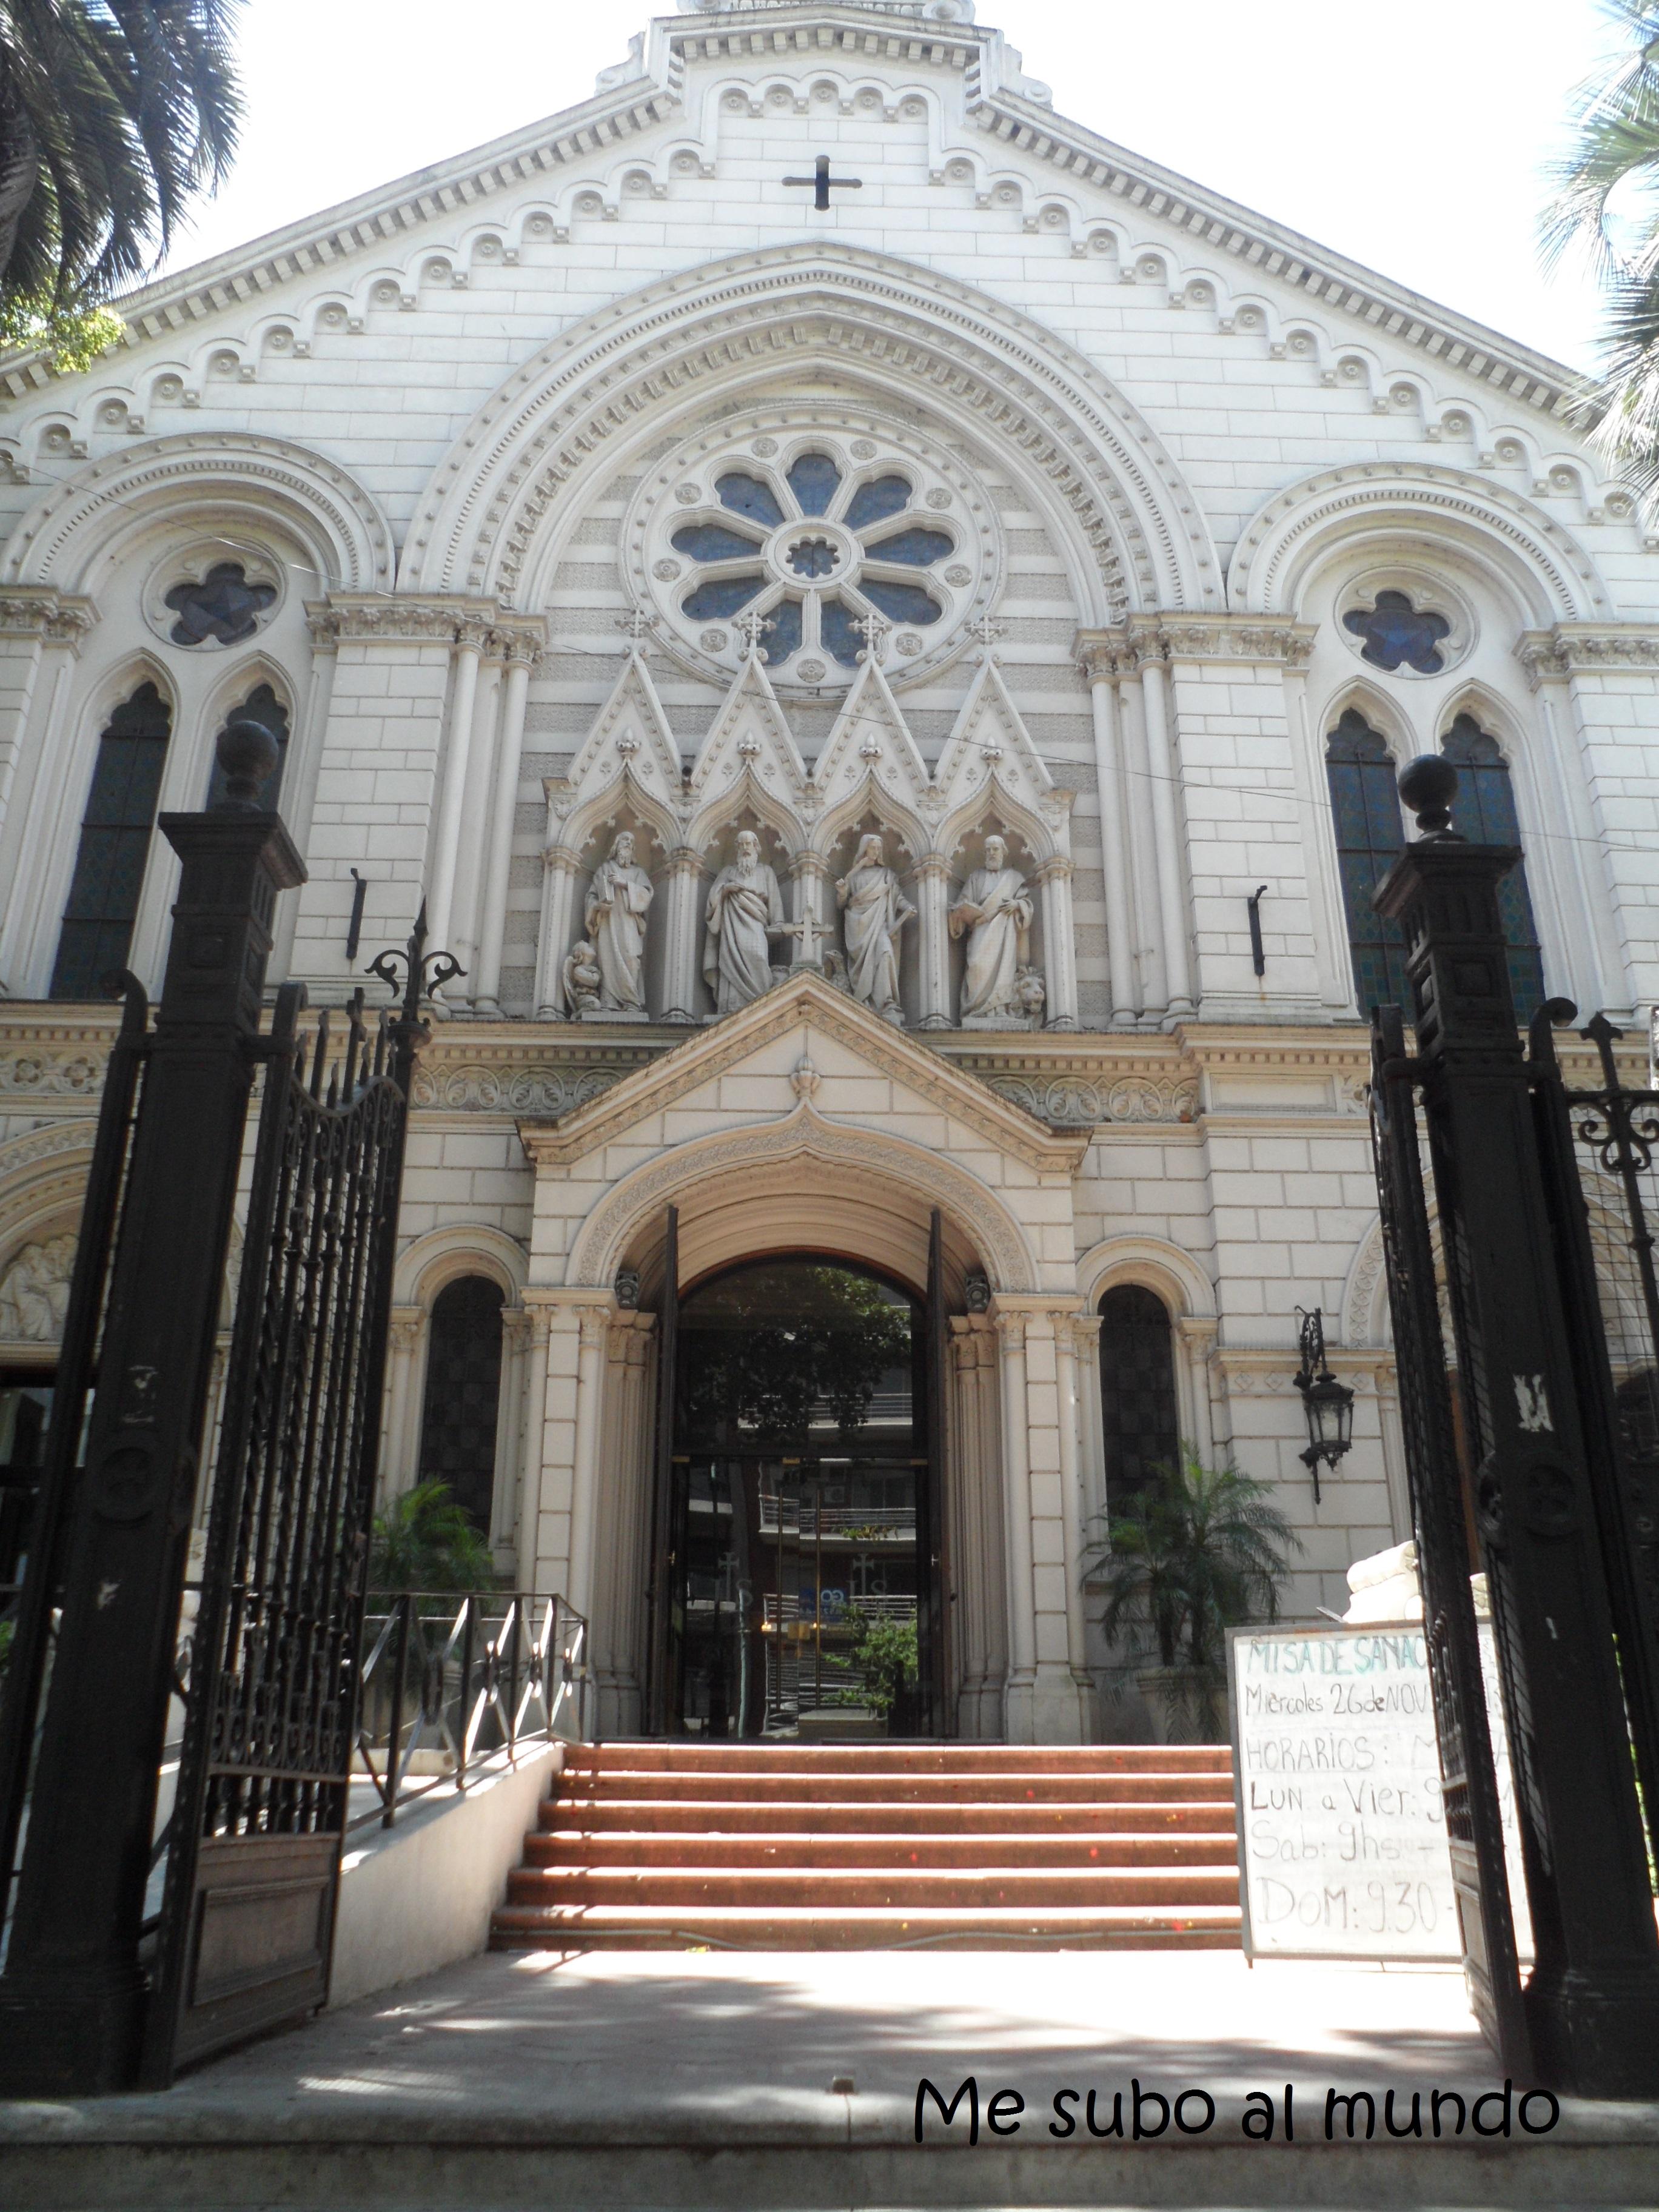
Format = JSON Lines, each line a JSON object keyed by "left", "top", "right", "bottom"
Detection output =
{"left": 0, "top": 0, "right": 1654, "bottom": 1740}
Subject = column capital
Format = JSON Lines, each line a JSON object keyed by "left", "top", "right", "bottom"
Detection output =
{"left": 323, "top": 592, "right": 498, "bottom": 645}
{"left": 0, "top": 586, "right": 98, "bottom": 649}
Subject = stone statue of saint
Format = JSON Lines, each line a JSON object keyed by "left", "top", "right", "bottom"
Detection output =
{"left": 561, "top": 935, "right": 603, "bottom": 1017}
{"left": 949, "top": 834, "right": 1035, "bottom": 1025}
{"left": 835, "top": 833, "right": 914, "bottom": 1025}
{"left": 703, "top": 829, "right": 786, "bottom": 1016}
{"left": 583, "top": 830, "right": 653, "bottom": 1016}
{"left": 0, "top": 1233, "right": 76, "bottom": 1341}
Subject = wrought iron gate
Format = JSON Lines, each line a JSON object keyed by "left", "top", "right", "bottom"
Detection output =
{"left": 1527, "top": 1006, "right": 1659, "bottom": 1851}
{"left": 1369, "top": 1004, "right": 1529, "bottom": 2071}
{"left": 142, "top": 936, "right": 449, "bottom": 2083}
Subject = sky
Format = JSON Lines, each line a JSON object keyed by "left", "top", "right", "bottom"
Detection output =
{"left": 158, "top": 0, "right": 1615, "bottom": 372}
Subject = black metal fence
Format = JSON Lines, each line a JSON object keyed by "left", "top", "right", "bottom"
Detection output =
{"left": 352, "top": 1590, "right": 588, "bottom": 1832}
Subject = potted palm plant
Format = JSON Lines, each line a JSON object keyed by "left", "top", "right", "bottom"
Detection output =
{"left": 1087, "top": 1450, "right": 1301, "bottom": 1742}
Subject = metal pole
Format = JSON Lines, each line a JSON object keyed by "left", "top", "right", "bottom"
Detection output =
{"left": 1375, "top": 755, "right": 1659, "bottom": 2096}
{"left": 0, "top": 725, "right": 304, "bottom": 2095}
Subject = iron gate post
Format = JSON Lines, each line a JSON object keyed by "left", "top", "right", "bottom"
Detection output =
{"left": 0, "top": 726, "right": 303, "bottom": 2096}
{"left": 1375, "top": 758, "right": 1659, "bottom": 2097}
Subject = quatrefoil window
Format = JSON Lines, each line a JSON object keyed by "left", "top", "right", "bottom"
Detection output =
{"left": 163, "top": 561, "right": 277, "bottom": 648}
{"left": 1342, "top": 589, "right": 1451, "bottom": 675}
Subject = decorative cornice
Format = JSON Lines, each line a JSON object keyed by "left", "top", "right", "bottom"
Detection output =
{"left": 0, "top": 586, "right": 97, "bottom": 646}
{"left": 1076, "top": 615, "right": 1316, "bottom": 677}
{"left": 1517, "top": 623, "right": 1659, "bottom": 689}
{"left": 324, "top": 592, "right": 498, "bottom": 644}
{"left": 516, "top": 969, "right": 1091, "bottom": 1176}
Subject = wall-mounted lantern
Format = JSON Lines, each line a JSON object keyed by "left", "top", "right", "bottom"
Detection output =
{"left": 1293, "top": 1305, "right": 1354, "bottom": 1503}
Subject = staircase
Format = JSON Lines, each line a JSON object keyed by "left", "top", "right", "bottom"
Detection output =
{"left": 491, "top": 1742, "right": 1241, "bottom": 1951}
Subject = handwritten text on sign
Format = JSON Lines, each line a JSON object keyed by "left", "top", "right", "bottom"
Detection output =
{"left": 1230, "top": 1626, "right": 1459, "bottom": 1961}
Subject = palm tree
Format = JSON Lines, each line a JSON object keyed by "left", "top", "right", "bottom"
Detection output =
{"left": 0, "top": 1, "right": 243, "bottom": 318}
{"left": 1087, "top": 1450, "right": 1301, "bottom": 1737}
{"left": 1541, "top": 1, "right": 1659, "bottom": 498}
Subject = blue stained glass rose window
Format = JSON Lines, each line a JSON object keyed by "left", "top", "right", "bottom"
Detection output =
{"left": 1343, "top": 589, "right": 1451, "bottom": 674}
{"left": 672, "top": 444, "right": 961, "bottom": 677}
{"left": 163, "top": 561, "right": 276, "bottom": 648}
{"left": 786, "top": 452, "right": 841, "bottom": 515}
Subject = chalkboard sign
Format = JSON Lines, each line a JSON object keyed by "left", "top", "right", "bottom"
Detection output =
{"left": 1227, "top": 1623, "right": 1529, "bottom": 1964}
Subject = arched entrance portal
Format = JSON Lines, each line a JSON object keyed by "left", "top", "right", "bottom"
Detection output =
{"left": 660, "top": 1253, "right": 943, "bottom": 1740}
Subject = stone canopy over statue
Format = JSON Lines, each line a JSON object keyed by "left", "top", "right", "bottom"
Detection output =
{"left": 703, "top": 829, "right": 786, "bottom": 1016}
{"left": 836, "top": 833, "right": 914, "bottom": 1026}
{"left": 950, "top": 834, "right": 1036, "bottom": 1027}
{"left": 578, "top": 830, "right": 654, "bottom": 1019}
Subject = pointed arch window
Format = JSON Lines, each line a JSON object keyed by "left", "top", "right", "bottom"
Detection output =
{"left": 206, "top": 682, "right": 290, "bottom": 809}
{"left": 1098, "top": 1285, "right": 1179, "bottom": 1502}
{"left": 1441, "top": 714, "right": 1544, "bottom": 1023}
{"left": 1325, "top": 707, "right": 1409, "bottom": 1016}
{"left": 49, "top": 681, "right": 172, "bottom": 1001}
{"left": 417, "top": 1275, "right": 506, "bottom": 1533}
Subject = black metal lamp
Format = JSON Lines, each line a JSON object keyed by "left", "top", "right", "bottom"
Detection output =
{"left": 1293, "top": 1305, "right": 1354, "bottom": 1503}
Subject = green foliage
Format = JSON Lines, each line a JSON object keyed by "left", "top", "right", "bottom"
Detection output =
{"left": 367, "top": 1480, "right": 501, "bottom": 1597}
{"left": 0, "top": 287, "right": 121, "bottom": 369}
{"left": 0, "top": 1, "right": 244, "bottom": 311}
{"left": 1086, "top": 1450, "right": 1301, "bottom": 1728}
{"left": 831, "top": 1607, "right": 918, "bottom": 1718}
{"left": 680, "top": 1264, "right": 911, "bottom": 1447}
{"left": 1540, "top": 2, "right": 1659, "bottom": 500}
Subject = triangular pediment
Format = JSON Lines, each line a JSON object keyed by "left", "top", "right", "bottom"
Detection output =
{"left": 811, "top": 658, "right": 932, "bottom": 834}
{"left": 564, "top": 648, "right": 683, "bottom": 818}
{"left": 686, "top": 654, "right": 810, "bottom": 839}
{"left": 517, "top": 968, "right": 1087, "bottom": 1175}
{"left": 935, "top": 655, "right": 1054, "bottom": 820}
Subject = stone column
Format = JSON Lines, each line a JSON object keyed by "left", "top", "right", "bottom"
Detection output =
{"left": 426, "top": 614, "right": 489, "bottom": 956}
{"left": 1078, "top": 644, "right": 1139, "bottom": 1027}
{"left": 1116, "top": 674, "right": 1164, "bottom": 1014}
{"left": 1176, "top": 1315, "right": 1219, "bottom": 1469}
{"left": 517, "top": 1300, "right": 552, "bottom": 1574}
{"left": 1136, "top": 641, "right": 1195, "bottom": 1019}
{"left": 1518, "top": 638, "right": 1626, "bottom": 1019}
{"left": 565, "top": 1303, "right": 614, "bottom": 1628}
{"left": 914, "top": 854, "right": 953, "bottom": 1029}
{"left": 994, "top": 1311, "right": 1037, "bottom": 1740}
{"left": 1053, "top": 1317, "right": 1093, "bottom": 1710}
{"left": 378, "top": 1307, "right": 424, "bottom": 1503}
{"left": 947, "top": 1322, "right": 984, "bottom": 1732}
{"left": 270, "top": 607, "right": 340, "bottom": 983}
{"left": 494, "top": 1309, "right": 530, "bottom": 1566}
{"left": 1281, "top": 654, "right": 1356, "bottom": 1013}
{"left": 660, "top": 845, "right": 705, "bottom": 1024}
{"left": 535, "top": 845, "right": 582, "bottom": 1019}
{"left": 472, "top": 629, "right": 541, "bottom": 1016}
{"left": 973, "top": 1321, "right": 1008, "bottom": 1739}
{"left": 0, "top": 592, "right": 95, "bottom": 994}
{"left": 530, "top": 1303, "right": 581, "bottom": 1597}
{"left": 447, "top": 650, "right": 505, "bottom": 1003}
{"left": 1019, "top": 1307, "right": 1089, "bottom": 1741}
{"left": 1073, "top": 1310, "right": 1105, "bottom": 1541}
{"left": 1034, "top": 856, "right": 1079, "bottom": 1030}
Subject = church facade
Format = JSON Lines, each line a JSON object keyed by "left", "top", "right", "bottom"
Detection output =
{"left": 0, "top": 0, "right": 1653, "bottom": 1741}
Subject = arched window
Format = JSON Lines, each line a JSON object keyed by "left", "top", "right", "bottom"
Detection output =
{"left": 206, "top": 682, "right": 290, "bottom": 808}
{"left": 1325, "top": 707, "right": 1409, "bottom": 1017}
{"left": 1440, "top": 714, "right": 1544, "bottom": 1023}
{"left": 1097, "top": 1285, "right": 1179, "bottom": 1502}
{"left": 417, "top": 1275, "right": 506, "bottom": 1532}
{"left": 50, "top": 681, "right": 172, "bottom": 1001}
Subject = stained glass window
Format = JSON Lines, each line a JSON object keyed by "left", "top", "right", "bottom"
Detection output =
{"left": 785, "top": 452, "right": 841, "bottom": 515}
{"left": 1441, "top": 713, "right": 1544, "bottom": 1022}
{"left": 1098, "top": 1286, "right": 1179, "bottom": 1503}
{"left": 843, "top": 475, "right": 911, "bottom": 530}
{"left": 1342, "top": 589, "right": 1451, "bottom": 675}
{"left": 860, "top": 578, "right": 940, "bottom": 626}
{"left": 163, "top": 561, "right": 276, "bottom": 648}
{"left": 49, "top": 682, "right": 172, "bottom": 1000}
{"left": 713, "top": 472, "right": 785, "bottom": 529}
{"left": 1326, "top": 708, "right": 1409, "bottom": 1017}
{"left": 206, "top": 683, "right": 290, "bottom": 808}
{"left": 417, "top": 1275, "right": 506, "bottom": 1532}
{"left": 863, "top": 527, "right": 953, "bottom": 568}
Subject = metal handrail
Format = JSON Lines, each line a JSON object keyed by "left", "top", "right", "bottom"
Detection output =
{"left": 349, "top": 1589, "right": 588, "bottom": 1833}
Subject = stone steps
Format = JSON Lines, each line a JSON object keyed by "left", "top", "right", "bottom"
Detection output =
{"left": 491, "top": 1741, "right": 1243, "bottom": 1952}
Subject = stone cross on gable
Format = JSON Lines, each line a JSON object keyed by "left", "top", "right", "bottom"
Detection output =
{"left": 851, "top": 609, "right": 891, "bottom": 664}
{"left": 783, "top": 153, "right": 863, "bottom": 210}
{"left": 782, "top": 898, "right": 830, "bottom": 970}
{"left": 969, "top": 613, "right": 1005, "bottom": 656}
{"left": 733, "top": 608, "right": 774, "bottom": 658}
{"left": 616, "top": 607, "right": 653, "bottom": 644}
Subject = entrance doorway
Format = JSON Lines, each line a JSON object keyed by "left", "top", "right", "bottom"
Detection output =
{"left": 660, "top": 1256, "right": 941, "bottom": 1739}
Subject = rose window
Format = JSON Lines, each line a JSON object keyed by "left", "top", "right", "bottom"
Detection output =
{"left": 628, "top": 418, "right": 997, "bottom": 691}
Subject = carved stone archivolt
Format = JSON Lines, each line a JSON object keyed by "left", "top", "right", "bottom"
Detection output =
{"left": 982, "top": 1072, "right": 1199, "bottom": 1127}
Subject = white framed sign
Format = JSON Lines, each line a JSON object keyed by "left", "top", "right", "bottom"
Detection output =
{"left": 1227, "top": 1623, "right": 1529, "bottom": 1964}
